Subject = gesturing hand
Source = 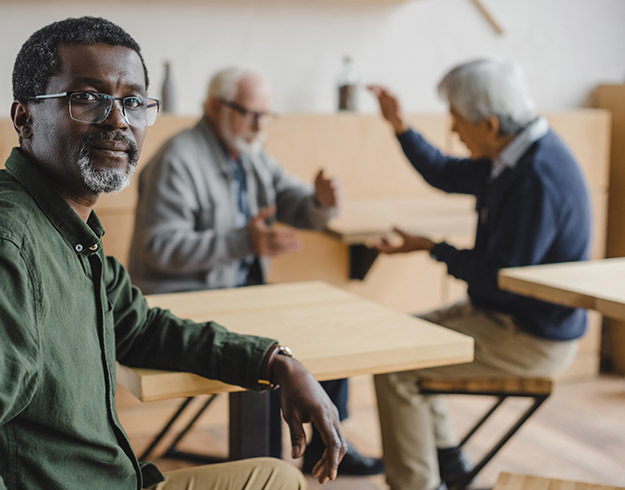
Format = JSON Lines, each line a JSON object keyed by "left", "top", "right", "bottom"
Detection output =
{"left": 314, "top": 169, "right": 342, "bottom": 210}
{"left": 270, "top": 355, "right": 347, "bottom": 483}
{"left": 367, "top": 84, "right": 409, "bottom": 134}
{"left": 375, "top": 226, "right": 435, "bottom": 254}
{"left": 247, "top": 205, "right": 301, "bottom": 257}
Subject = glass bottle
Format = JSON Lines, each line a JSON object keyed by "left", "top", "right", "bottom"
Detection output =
{"left": 161, "top": 60, "right": 176, "bottom": 113}
{"left": 337, "top": 56, "right": 359, "bottom": 111}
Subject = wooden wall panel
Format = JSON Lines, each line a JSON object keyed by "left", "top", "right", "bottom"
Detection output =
{"left": 595, "top": 84, "right": 625, "bottom": 374}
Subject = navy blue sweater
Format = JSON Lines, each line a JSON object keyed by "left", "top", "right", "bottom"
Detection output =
{"left": 397, "top": 129, "right": 592, "bottom": 341}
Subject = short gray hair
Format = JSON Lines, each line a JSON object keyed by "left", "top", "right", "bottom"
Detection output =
{"left": 206, "top": 65, "right": 265, "bottom": 101}
{"left": 437, "top": 59, "right": 537, "bottom": 135}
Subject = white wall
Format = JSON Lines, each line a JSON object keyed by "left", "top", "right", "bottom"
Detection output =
{"left": 1, "top": 0, "right": 625, "bottom": 116}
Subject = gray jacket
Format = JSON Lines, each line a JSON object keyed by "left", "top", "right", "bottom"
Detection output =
{"left": 128, "top": 118, "right": 334, "bottom": 294}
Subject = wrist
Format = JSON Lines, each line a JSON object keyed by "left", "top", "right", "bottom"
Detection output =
{"left": 259, "top": 345, "right": 294, "bottom": 389}
{"left": 429, "top": 241, "right": 442, "bottom": 260}
{"left": 392, "top": 118, "right": 409, "bottom": 134}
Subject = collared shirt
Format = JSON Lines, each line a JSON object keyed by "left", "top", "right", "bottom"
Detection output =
{"left": 224, "top": 153, "right": 256, "bottom": 287}
{"left": 0, "top": 148, "right": 276, "bottom": 490}
{"left": 491, "top": 117, "right": 549, "bottom": 179}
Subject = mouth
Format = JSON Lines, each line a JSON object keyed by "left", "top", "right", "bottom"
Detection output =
{"left": 90, "top": 141, "right": 131, "bottom": 159}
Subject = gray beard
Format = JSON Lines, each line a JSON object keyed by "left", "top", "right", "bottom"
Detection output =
{"left": 219, "top": 116, "right": 265, "bottom": 156}
{"left": 77, "top": 132, "right": 139, "bottom": 194}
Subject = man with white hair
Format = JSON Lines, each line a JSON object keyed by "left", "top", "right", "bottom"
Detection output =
{"left": 129, "top": 66, "right": 383, "bottom": 476}
{"left": 368, "top": 59, "right": 591, "bottom": 490}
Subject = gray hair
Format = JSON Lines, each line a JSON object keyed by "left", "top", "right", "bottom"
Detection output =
{"left": 437, "top": 59, "right": 537, "bottom": 135}
{"left": 206, "top": 65, "right": 266, "bottom": 101}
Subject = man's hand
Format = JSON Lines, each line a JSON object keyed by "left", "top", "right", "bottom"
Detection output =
{"left": 367, "top": 84, "right": 409, "bottom": 134}
{"left": 247, "top": 206, "right": 301, "bottom": 257}
{"left": 375, "top": 226, "right": 435, "bottom": 254}
{"left": 314, "top": 169, "right": 342, "bottom": 210}
{"left": 270, "top": 355, "right": 347, "bottom": 483}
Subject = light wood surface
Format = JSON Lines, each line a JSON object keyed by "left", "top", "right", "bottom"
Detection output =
{"left": 117, "top": 281, "right": 474, "bottom": 402}
{"left": 325, "top": 195, "right": 476, "bottom": 244}
{"left": 498, "top": 258, "right": 625, "bottom": 320}
{"left": 494, "top": 472, "right": 625, "bottom": 490}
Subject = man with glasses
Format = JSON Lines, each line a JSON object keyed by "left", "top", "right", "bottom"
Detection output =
{"left": 129, "top": 66, "right": 383, "bottom": 477}
{"left": 1, "top": 16, "right": 347, "bottom": 490}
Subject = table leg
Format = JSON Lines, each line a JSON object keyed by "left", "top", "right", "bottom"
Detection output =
{"left": 228, "top": 390, "right": 270, "bottom": 460}
{"left": 350, "top": 244, "right": 379, "bottom": 280}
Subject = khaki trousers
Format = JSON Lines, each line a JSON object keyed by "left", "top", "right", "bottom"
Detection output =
{"left": 374, "top": 300, "right": 578, "bottom": 490}
{"left": 146, "top": 457, "right": 307, "bottom": 490}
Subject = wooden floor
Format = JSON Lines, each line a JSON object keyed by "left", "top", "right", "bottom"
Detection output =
{"left": 117, "top": 374, "right": 625, "bottom": 489}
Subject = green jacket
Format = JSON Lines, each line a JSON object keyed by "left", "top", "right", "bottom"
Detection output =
{"left": 0, "top": 148, "right": 277, "bottom": 490}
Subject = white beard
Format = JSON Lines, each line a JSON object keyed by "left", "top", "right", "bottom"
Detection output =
{"left": 77, "top": 154, "right": 136, "bottom": 193}
{"left": 219, "top": 116, "right": 266, "bottom": 156}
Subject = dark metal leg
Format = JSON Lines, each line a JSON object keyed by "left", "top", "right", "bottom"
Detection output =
{"left": 458, "top": 396, "right": 506, "bottom": 447}
{"left": 451, "top": 395, "right": 550, "bottom": 490}
{"left": 229, "top": 390, "right": 271, "bottom": 460}
{"left": 140, "top": 395, "right": 227, "bottom": 465}
{"left": 139, "top": 397, "right": 194, "bottom": 461}
{"left": 164, "top": 395, "right": 220, "bottom": 462}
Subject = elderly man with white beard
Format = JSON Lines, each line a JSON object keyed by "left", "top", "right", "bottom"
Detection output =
{"left": 129, "top": 66, "right": 384, "bottom": 477}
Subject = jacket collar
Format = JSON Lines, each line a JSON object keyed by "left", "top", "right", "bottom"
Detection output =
{"left": 5, "top": 147, "right": 104, "bottom": 255}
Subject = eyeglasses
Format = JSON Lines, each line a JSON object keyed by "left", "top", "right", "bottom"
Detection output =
{"left": 220, "top": 98, "right": 276, "bottom": 126}
{"left": 33, "top": 91, "right": 161, "bottom": 127}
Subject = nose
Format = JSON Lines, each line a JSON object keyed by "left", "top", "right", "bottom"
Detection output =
{"left": 253, "top": 113, "right": 271, "bottom": 132}
{"left": 102, "top": 99, "right": 130, "bottom": 129}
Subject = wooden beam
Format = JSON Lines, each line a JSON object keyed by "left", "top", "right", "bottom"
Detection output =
{"left": 471, "top": 0, "right": 504, "bottom": 35}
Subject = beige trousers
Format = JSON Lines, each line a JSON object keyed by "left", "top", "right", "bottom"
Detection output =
{"left": 374, "top": 300, "right": 579, "bottom": 490}
{"left": 146, "top": 457, "right": 307, "bottom": 490}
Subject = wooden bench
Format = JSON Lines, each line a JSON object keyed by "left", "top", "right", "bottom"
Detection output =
{"left": 494, "top": 472, "right": 625, "bottom": 490}
{"left": 419, "top": 376, "right": 553, "bottom": 490}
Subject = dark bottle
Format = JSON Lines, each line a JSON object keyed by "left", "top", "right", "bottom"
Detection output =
{"left": 161, "top": 61, "right": 176, "bottom": 113}
{"left": 337, "top": 56, "right": 359, "bottom": 111}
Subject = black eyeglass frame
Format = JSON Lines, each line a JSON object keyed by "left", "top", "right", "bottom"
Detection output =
{"left": 33, "top": 91, "right": 161, "bottom": 127}
{"left": 219, "top": 98, "right": 277, "bottom": 124}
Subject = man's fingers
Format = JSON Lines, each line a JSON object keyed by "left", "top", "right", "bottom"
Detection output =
{"left": 267, "top": 229, "right": 301, "bottom": 255}
{"left": 366, "top": 84, "right": 383, "bottom": 97}
{"left": 255, "top": 205, "right": 277, "bottom": 221}
{"left": 311, "top": 425, "right": 345, "bottom": 483}
{"left": 286, "top": 417, "right": 307, "bottom": 459}
{"left": 315, "top": 168, "right": 325, "bottom": 183}
{"left": 392, "top": 226, "right": 410, "bottom": 238}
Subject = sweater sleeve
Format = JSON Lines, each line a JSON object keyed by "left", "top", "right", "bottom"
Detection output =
{"left": 397, "top": 129, "right": 491, "bottom": 195}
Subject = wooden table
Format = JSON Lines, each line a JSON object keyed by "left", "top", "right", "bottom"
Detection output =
{"left": 498, "top": 257, "right": 625, "bottom": 320}
{"left": 325, "top": 196, "right": 476, "bottom": 279}
{"left": 118, "top": 281, "right": 473, "bottom": 459}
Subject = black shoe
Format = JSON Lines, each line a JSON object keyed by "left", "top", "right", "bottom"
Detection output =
{"left": 302, "top": 442, "right": 384, "bottom": 476}
{"left": 438, "top": 447, "right": 474, "bottom": 488}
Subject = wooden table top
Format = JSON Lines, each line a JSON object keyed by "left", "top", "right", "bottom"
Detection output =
{"left": 326, "top": 196, "right": 476, "bottom": 245}
{"left": 498, "top": 258, "right": 625, "bottom": 320}
{"left": 494, "top": 472, "right": 625, "bottom": 490}
{"left": 117, "top": 281, "right": 474, "bottom": 402}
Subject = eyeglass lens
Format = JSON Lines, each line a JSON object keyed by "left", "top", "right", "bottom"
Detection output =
{"left": 68, "top": 93, "right": 159, "bottom": 127}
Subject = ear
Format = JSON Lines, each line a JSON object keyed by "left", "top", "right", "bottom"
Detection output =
{"left": 11, "top": 100, "right": 33, "bottom": 141}
{"left": 483, "top": 115, "right": 500, "bottom": 137}
{"left": 203, "top": 96, "right": 220, "bottom": 122}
